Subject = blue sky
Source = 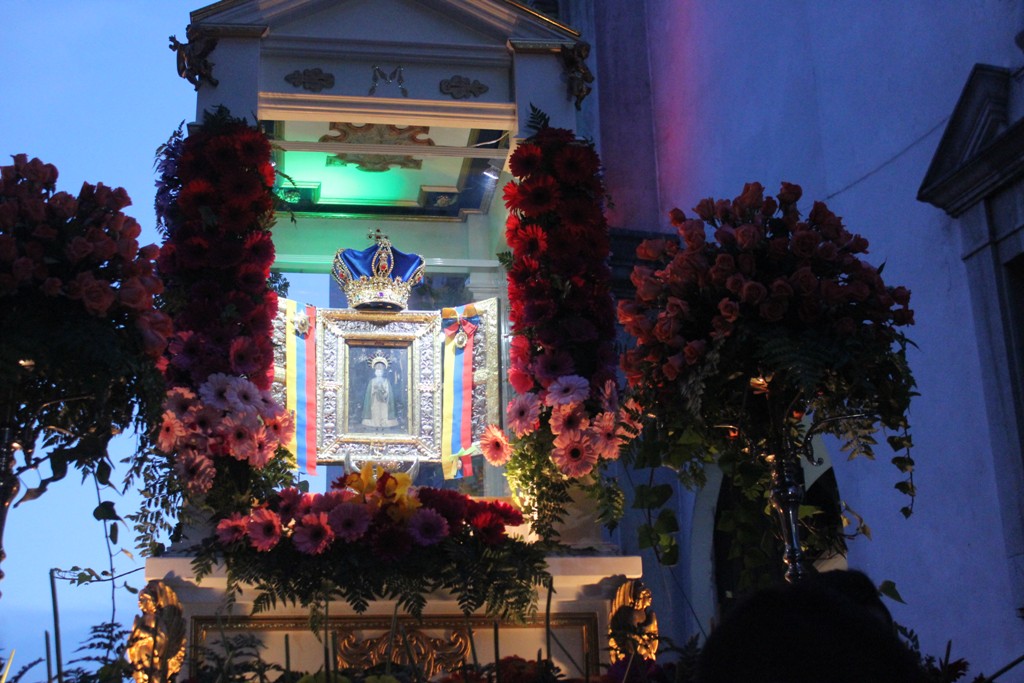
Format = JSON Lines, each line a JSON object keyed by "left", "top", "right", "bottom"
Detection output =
{"left": 0, "top": 1, "right": 331, "bottom": 669}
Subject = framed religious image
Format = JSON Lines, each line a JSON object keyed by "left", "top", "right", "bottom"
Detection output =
{"left": 316, "top": 309, "right": 442, "bottom": 466}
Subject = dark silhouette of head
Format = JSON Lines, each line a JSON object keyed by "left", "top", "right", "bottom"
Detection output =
{"left": 695, "top": 570, "right": 924, "bottom": 683}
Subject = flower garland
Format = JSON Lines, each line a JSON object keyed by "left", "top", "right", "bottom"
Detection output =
{"left": 203, "top": 463, "right": 548, "bottom": 619}
{"left": 619, "top": 182, "right": 916, "bottom": 563}
{"left": 481, "top": 111, "right": 639, "bottom": 542}
{"left": 136, "top": 108, "right": 295, "bottom": 550}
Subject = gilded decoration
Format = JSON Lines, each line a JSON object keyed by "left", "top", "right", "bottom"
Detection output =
{"left": 190, "top": 613, "right": 601, "bottom": 679}
{"left": 439, "top": 75, "right": 490, "bottom": 99}
{"left": 127, "top": 581, "right": 187, "bottom": 683}
{"left": 607, "top": 580, "right": 659, "bottom": 662}
{"left": 285, "top": 67, "right": 335, "bottom": 93}
{"left": 320, "top": 123, "right": 434, "bottom": 172}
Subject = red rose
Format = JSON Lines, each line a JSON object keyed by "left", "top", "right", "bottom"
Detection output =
{"left": 759, "top": 298, "right": 787, "bottom": 322}
{"left": 820, "top": 280, "right": 845, "bottom": 306}
{"left": 717, "top": 297, "right": 740, "bottom": 322}
{"left": 740, "top": 280, "right": 767, "bottom": 305}
{"left": 683, "top": 339, "right": 707, "bottom": 365}
{"left": 778, "top": 182, "right": 803, "bottom": 205}
{"left": 892, "top": 308, "right": 915, "bottom": 326}
{"left": 41, "top": 277, "right": 62, "bottom": 297}
{"left": 693, "top": 198, "right": 716, "bottom": 221}
{"left": 118, "top": 277, "right": 151, "bottom": 310}
{"left": 662, "top": 353, "right": 683, "bottom": 380}
{"left": 66, "top": 235, "right": 94, "bottom": 263}
{"left": 11, "top": 257, "right": 34, "bottom": 283}
{"left": 770, "top": 278, "right": 794, "bottom": 299}
{"left": 789, "top": 267, "right": 818, "bottom": 295}
{"left": 737, "top": 223, "right": 761, "bottom": 249}
{"left": 891, "top": 286, "right": 911, "bottom": 306}
{"left": 791, "top": 230, "right": 819, "bottom": 259}
{"left": 737, "top": 253, "right": 757, "bottom": 276}
{"left": 636, "top": 238, "right": 667, "bottom": 261}
{"left": 710, "top": 315, "right": 733, "bottom": 340}
{"left": 81, "top": 278, "right": 116, "bottom": 316}
{"left": 733, "top": 182, "right": 764, "bottom": 214}
{"left": 669, "top": 208, "right": 687, "bottom": 226}
{"left": 726, "top": 273, "right": 747, "bottom": 295}
{"left": 680, "top": 220, "right": 706, "bottom": 250}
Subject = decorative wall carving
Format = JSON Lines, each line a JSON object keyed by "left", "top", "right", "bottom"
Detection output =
{"left": 335, "top": 627, "right": 471, "bottom": 678}
{"left": 561, "top": 41, "right": 594, "bottom": 110}
{"left": 285, "top": 67, "right": 335, "bottom": 92}
{"left": 168, "top": 24, "right": 218, "bottom": 90}
{"left": 439, "top": 75, "right": 489, "bottom": 99}
{"left": 369, "top": 65, "right": 408, "bottom": 97}
{"left": 320, "top": 123, "right": 434, "bottom": 172}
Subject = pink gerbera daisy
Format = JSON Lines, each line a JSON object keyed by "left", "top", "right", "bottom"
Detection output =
{"left": 263, "top": 409, "right": 295, "bottom": 447}
{"left": 293, "top": 512, "right": 335, "bottom": 555}
{"left": 544, "top": 375, "right": 590, "bottom": 406}
{"left": 218, "top": 412, "right": 258, "bottom": 461}
{"left": 158, "top": 410, "right": 187, "bottom": 452}
{"left": 173, "top": 448, "right": 216, "bottom": 495}
{"left": 247, "top": 508, "right": 282, "bottom": 551}
{"left": 164, "top": 387, "right": 196, "bottom": 418}
{"left": 550, "top": 402, "right": 588, "bottom": 437}
{"left": 276, "top": 486, "right": 311, "bottom": 525}
{"left": 506, "top": 393, "right": 541, "bottom": 437}
{"left": 479, "top": 424, "right": 512, "bottom": 466}
{"left": 551, "top": 433, "right": 598, "bottom": 478}
{"left": 589, "top": 412, "right": 621, "bottom": 460}
{"left": 408, "top": 508, "right": 450, "bottom": 546}
{"left": 327, "top": 502, "right": 372, "bottom": 542}
{"left": 247, "top": 424, "right": 275, "bottom": 468}
{"left": 187, "top": 404, "right": 221, "bottom": 435}
{"left": 215, "top": 512, "right": 248, "bottom": 545}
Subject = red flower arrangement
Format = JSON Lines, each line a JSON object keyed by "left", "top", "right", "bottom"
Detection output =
{"left": 0, "top": 153, "right": 171, "bottom": 566}
{"left": 136, "top": 108, "right": 295, "bottom": 552}
{"left": 483, "top": 111, "right": 638, "bottom": 542}
{"left": 204, "top": 463, "right": 548, "bottom": 619}
{"left": 619, "top": 182, "right": 916, "bottom": 563}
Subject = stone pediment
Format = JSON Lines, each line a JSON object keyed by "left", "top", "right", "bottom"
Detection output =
{"left": 918, "top": 64, "right": 1024, "bottom": 217}
{"left": 190, "top": 0, "right": 579, "bottom": 46}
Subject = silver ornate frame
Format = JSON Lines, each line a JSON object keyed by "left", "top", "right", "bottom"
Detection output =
{"left": 316, "top": 309, "right": 442, "bottom": 466}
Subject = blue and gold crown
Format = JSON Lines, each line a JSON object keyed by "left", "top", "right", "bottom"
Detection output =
{"left": 332, "top": 230, "right": 425, "bottom": 311}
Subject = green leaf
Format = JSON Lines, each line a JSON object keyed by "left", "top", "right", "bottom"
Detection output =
{"left": 900, "top": 506, "right": 913, "bottom": 519}
{"left": 632, "top": 483, "right": 673, "bottom": 509}
{"left": 658, "top": 542, "right": 679, "bottom": 566}
{"left": 108, "top": 522, "right": 118, "bottom": 545}
{"left": 93, "top": 501, "right": 122, "bottom": 522}
{"left": 877, "top": 579, "right": 905, "bottom": 604}
{"left": 653, "top": 508, "right": 679, "bottom": 534}
{"left": 894, "top": 480, "right": 916, "bottom": 496}
{"left": 637, "top": 524, "right": 659, "bottom": 550}
{"left": 891, "top": 456, "right": 915, "bottom": 473}
{"left": 95, "top": 460, "right": 112, "bottom": 486}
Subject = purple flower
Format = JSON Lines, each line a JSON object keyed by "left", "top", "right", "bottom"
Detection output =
{"left": 327, "top": 502, "right": 371, "bottom": 542}
{"left": 408, "top": 508, "right": 450, "bottom": 546}
{"left": 545, "top": 375, "right": 590, "bottom": 406}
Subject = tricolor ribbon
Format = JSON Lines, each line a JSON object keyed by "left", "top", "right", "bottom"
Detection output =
{"left": 284, "top": 300, "right": 318, "bottom": 475}
{"left": 441, "top": 304, "right": 480, "bottom": 479}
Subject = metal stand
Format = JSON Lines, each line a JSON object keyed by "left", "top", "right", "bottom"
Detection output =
{"left": 769, "top": 451, "right": 808, "bottom": 583}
